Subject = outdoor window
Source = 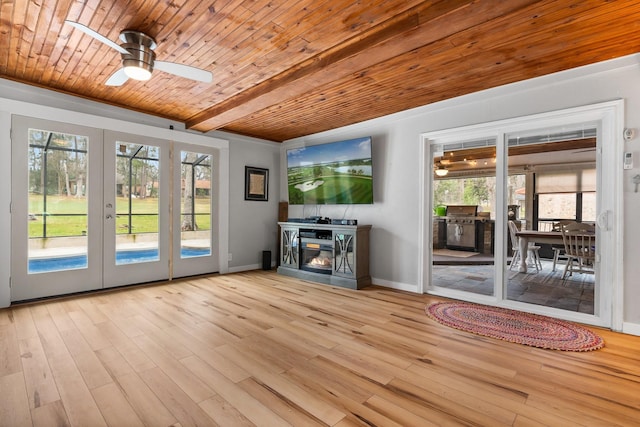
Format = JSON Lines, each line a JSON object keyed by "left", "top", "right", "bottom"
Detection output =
{"left": 535, "top": 168, "right": 596, "bottom": 228}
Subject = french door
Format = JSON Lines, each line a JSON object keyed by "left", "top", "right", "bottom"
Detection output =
{"left": 11, "top": 116, "right": 219, "bottom": 301}
{"left": 102, "top": 131, "right": 170, "bottom": 288}
{"left": 11, "top": 117, "right": 103, "bottom": 300}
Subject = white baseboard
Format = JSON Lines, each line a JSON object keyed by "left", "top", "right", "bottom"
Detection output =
{"left": 371, "top": 277, "right": 418, "bottom": 293}
{"left": 622, "top": 321, "right": 640, "bottom": 337}
{"left": 228, "top": 263, "right": 262, "bottom": 273}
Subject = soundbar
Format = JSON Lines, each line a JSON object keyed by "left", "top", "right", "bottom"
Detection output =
{"left": 331, "top": 219, "right": 357, "bottom": 225}
{"left": 287, "top": 218, "right": 358, "bottom": 225}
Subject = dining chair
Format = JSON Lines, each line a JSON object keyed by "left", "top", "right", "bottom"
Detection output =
{"left": 508, "top": 220, "right": 542, "bottom": 272}
{"left": 551, "top": 220, "right": 576, "bottom": 272}
{"left": 561, "top": 222, "right": 596, "bottom": 279}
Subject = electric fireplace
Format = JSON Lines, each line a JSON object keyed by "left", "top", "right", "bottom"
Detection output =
{"left": 299, "top": 229, "right": 333, "bottom": 274}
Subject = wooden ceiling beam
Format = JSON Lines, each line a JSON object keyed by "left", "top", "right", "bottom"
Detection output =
{"left": 186, "top": 0, "right": 541, "bottom": 134}
{"left": 218, "top": 1, "right": 640, "bottom": 141}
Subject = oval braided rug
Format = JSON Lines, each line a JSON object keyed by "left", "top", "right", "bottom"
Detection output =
{"left": 425, "top": 302, "right": 604, "bottom": 351}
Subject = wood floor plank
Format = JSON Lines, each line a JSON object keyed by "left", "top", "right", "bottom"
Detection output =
{"left": 18, "top": 336, "right": 60, "bottom": 410}
{"left": 0, "top": 371, "right": 32, "bottom": 426}
{"left": 91, "top": 382, "right": 146, "bottom": 427}
{"left": 181, "top": 354, "right": 291, "bottom": 427}
{"left": 12, "top": 306, "right": 39, "bottom": 341}
{"left": 237, "top": 376, "right": 329, "bottom": 427}
{"left": 46, "top": 351, "right": 107, "bottom": 427}
{"left": 0, "top": 322, "right": 23, "bottom": 376}
{"left": 30, "top": 400, "right": 70, "bottom": 427}
{"left": 59, "top": 328, "right": 112, "bottom": 390}
{"left": 95, "top": 321, "right": 156, "bottom": 373}
{"left": 113, "top": 373, "right": 178, "bottom": 426}
{"left": 138, "top": 367, "right": 218, "bottom": 427}
{"left": 279, "top": 368, "right": 405, "bottom": 427}
{"left": 128, "top": 314, "right": 194, "bottom": 360}
{"left": 364, "top": 394, "right": 440, "bottom": 427}
{"left": 198, "top": 394, "right": 254, "bottom": 427}
{"left": 66, "top": 310, "right": 112, "bottom": 351}
{"left": 524, "top": 392, "right": 634, "bottom": 427}
{"left": 379, "top": 377, "right": 514, "bottom": 426}
{"left": 132, "top": 334, "right": 215, "bottom": 403}
{"left": 44, "top": 302, "right": 77, "bottom": 333}
{"left": 286, "top": 355, "right": 379, "bottom": 403}
{"left": 1, "top": 270, "right": 640, "bottom": 426}
{"left": 215, "top": 343, "right": 346, "bottom": 425}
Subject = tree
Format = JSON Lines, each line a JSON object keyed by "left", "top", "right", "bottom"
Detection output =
{"left": 433, "top": 179, "right": 460, "bottom": 207}
{"left": 181, "top": 152, "right": 198, "bottom": 231}
{"left": 463, "top": 177, "right": 490, "bottom": 206}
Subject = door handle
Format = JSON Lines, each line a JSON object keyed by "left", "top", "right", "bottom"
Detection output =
{"left": 596, "top": 210, "right": 609, "bottom": 230}
{"left": 106, "top": 214, "right": 113, "bottom": 219}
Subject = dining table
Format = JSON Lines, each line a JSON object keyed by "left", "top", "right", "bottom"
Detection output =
{"left": 515, "top": 230, "right": 564, "bottom": 273}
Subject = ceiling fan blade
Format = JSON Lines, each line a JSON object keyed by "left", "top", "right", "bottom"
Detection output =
{"left": 65, "top": 20, "right": 129, "bottom": 55}
{"left": 105, "top": 69, "right": 129, "bottom": 86}
{"left": 154, "top": 61, "right": 212, "bottom": 83}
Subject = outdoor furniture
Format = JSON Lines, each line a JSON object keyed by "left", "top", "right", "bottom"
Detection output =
{"left": 509, "top": 221, "right": 542, "bottom": 272}
{"left": 514, "top": 229, "right": 565, "bottom": 273}
{"left": 551, "top": 220, "right": 576, "bottom": 272}
{"left": 561, "top": 222, "right": 596, "bottom": 279}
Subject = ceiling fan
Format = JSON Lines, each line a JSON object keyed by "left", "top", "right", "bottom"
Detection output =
{"left": 64, "top": 20, "right": 212, "bottom": 86}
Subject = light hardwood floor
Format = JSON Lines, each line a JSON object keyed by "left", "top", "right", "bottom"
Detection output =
{"left": 1, "top": 270, "right": 639, "bottom": 426}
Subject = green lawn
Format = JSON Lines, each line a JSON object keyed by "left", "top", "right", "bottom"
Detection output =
{"left": 288, "top": 176, "right": 373, "bottom": 205}
{"left": 28, "top": 195, "right": 211, "bottom": 237}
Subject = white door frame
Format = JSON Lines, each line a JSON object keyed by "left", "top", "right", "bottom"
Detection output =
{"left": 418, "top": 100, "right": 624, "bottom": 330}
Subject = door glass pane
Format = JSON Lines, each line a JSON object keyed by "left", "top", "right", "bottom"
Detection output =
{"left": 28, "top": 128, "right": 89, "bottom": 273}
{"left": 180, "top": 151, "right": 212, "bottom": 258}
{"left": 115, "top": 142, "right": 160, "bottom": 265}
{"left": 432, "top": 139, "right": 496, "bottom": 296}
{"left": 506, "top": 137, "right": 595, "bottom": 314}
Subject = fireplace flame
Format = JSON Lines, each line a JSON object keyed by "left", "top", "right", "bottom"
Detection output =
{"left": 309, "top": 257, "right": 331, "bottom": 267}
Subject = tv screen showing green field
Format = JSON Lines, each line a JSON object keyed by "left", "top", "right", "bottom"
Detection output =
{"left": 287, "top": 137, "right": 373, "bottom": 205}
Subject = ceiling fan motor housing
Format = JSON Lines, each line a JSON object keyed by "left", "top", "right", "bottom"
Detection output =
{"left": 119, "top": 30, "right": 156, "bottom": 74}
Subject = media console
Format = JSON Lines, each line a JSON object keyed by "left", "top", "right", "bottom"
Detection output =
{"left": 277, "top": 221, "right": 371, "bottom": 289}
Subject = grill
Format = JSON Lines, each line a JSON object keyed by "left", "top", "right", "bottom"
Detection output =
{"left": 445, "top": 205, "right": 480, "bottom": 251}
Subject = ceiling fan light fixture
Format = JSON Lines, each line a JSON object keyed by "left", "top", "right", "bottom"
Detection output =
{"left": 124, "top": 64, "right": 152, "bottom": 81}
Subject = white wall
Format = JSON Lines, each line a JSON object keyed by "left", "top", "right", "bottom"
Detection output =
{"left": 283, "top": 54, "right": 640, "bottom": 332}
{"left": 208, "top": 131, "right": 281, "bottom": 272}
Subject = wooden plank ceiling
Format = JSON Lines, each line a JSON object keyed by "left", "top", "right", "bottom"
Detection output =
{"left": 2, "top": 0, "right": 640, "bottom": 142}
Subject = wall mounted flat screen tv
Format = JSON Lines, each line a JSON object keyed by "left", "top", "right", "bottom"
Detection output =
{"left": 287, "top": 136, "right": 373, "bottom": 205}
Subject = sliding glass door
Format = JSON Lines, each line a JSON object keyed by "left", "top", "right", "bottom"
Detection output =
{"left": 431, "top": 137, "right": 497, "bottom": 298}
{"left": 421, "top": 102, "right": 620, "bottom": 328}
{"left": 504, "top": 132, "right": 597, "bottom": 314}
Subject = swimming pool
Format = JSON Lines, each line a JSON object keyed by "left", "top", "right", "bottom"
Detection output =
{"left": 28, "top": 247, "right": 211, "bottom": 273}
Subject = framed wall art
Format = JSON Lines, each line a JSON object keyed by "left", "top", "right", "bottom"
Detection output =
{"left": 245, "top": 166, "right": 269, "bottom": 201}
